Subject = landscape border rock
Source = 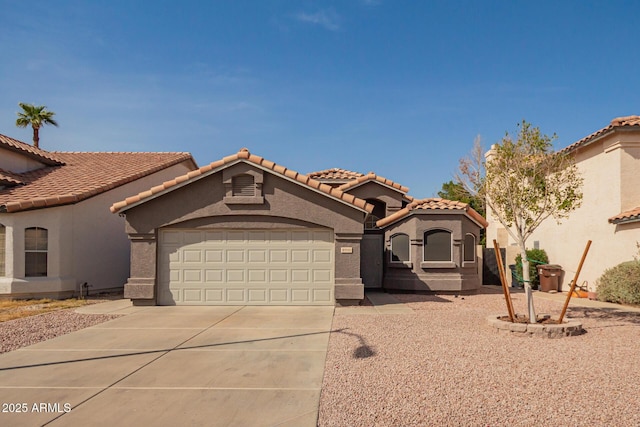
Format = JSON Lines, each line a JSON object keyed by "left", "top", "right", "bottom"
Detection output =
{"left": 487, "top": 315, "right": 583, "bottom": 338}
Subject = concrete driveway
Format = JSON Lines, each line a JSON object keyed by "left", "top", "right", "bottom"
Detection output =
{"left": 0, "top": 303, "right": 334, "bottom": 426}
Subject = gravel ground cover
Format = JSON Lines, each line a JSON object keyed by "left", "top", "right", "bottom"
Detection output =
{"left": 0, "top": 308, "right": 121, "bottom": 354}
{"left": 319, "top": 290, "right": 640, "bottom": 426}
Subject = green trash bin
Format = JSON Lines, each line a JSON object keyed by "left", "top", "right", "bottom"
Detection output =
{"left": 537, "top": 264, "right": 563, "bottom": 292}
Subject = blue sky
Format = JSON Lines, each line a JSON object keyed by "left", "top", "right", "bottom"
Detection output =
{"left": 1, "top": 0, "right": 639, "bottom": 197}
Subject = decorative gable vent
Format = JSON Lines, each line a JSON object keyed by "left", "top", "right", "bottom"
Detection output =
{"left": 232, "top": 174, "right": 255, "bottom": 197}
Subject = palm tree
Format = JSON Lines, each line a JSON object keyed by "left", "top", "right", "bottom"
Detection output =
{"left": 15, "top": 103, "right": 58, "bottom": 148}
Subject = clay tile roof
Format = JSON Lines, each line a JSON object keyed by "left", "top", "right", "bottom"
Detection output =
{"left": 0, "top": 151, "right": 195, "bottom": 213}
{"left": 376, "top": 197, "right": 488, "bottom": 228}
{"left": 111, "top": 148, "right": 374, "bottom": 214}
{"left": 0, "top": 133, "right": 65, "bottom": 166}
{"left": 609, "top": 206, "right": 640, "bottom": 224}
{"left": 338, "top": 171, "right": 409, "bottom": 193}
{"left": 0, "top": 169, "right": 25, "bottom": 186}
{"left": 306, "top": 167, "right": 364, "bottom": 180}
{"left": 561, "top": 115, "right": 640, "bottom": 153}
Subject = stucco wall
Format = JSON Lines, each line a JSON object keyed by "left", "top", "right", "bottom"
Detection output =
{"left": 343, "top": 181, "right": 404, "bottom": 215}
{"left": 0, "top": 147, "right": 46, "bottom": 173}
{"left": 0, "top": 160, "right": 194, "bottom": 298}
{"left": 382, "top": 213, "right": 482, "bottom": 292}
{"left": 486, "top": 134, "right": 640, "bottom": 291}
{"left": 122, "top": 162, "right": 368, "bottom": 303}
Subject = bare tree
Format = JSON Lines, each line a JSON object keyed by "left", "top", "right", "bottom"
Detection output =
{"left": 457, "top": 121, "right": 583, "bottom": 323}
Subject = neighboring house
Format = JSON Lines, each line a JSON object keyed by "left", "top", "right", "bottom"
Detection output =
{"left": 485, "top": 116, "right": 640, "bottom": 291}
{"left": 0, "top": 134, "right": 197, "bottom": 299}
{"left": 111, "top": 148, "right": 487, "bottom": 306}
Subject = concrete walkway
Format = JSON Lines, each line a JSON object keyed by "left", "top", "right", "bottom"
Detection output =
{"left": 335, "top": 291, "right": 414, "bottom": 315}
{"left": 0, "top": 304, "right": 334, "bottom": 426}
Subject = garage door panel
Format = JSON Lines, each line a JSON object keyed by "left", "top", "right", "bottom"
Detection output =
{"left": 291, "top": 289, "right": 310, "bottom": 302}
{"left": 248, "top": 269, "right": 267, "bottom": 282}
{"left": 183, "top": 250, "right": 202, "bottom": 263}
{"left": 248, "top": 289, "right": 267, "bottom": 302}
{"left": 226, "top": 270, "right": 245, "bottom": 282}
{"left": 159, "top": 229, "right": 334, "bottom": 305}
{"left": 205, "top": 250, "right": 223, "bottom": 262}
{"left": 291, "top": 250, "right": 309, "bottom": 262}
{"left": 269, "top": 270, "right": 288, "bottom": 282}
{"left": 183, "top": 270, "right": 202, "bottom": 282}
{"left": 269, "top": 250, "right": 288, "bottom": 263}
{"left": 248, "top": 249, "right": 267, "bottom": 262}
{"left": 269, "top": 289, "right": 288, "bottom": 302}
{"left": 226, "top": 289, "right": 245, "bottom": 302}
{"left": 226, "top": 250, "right": 244, "bottom": 262}
{"left": 291, "top": 270, "right": 309, "bottom": 282}
{"left": 205, "top": 270, "right": 223, "bottom": 282}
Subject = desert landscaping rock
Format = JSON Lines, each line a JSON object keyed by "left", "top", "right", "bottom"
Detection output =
{"left": 319, "top": 291, "right": 640, "bottom": 426}
{"left": 0, "top": 310, "right": 121, "bottom": 354}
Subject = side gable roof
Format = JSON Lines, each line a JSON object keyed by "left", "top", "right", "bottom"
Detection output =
{"left": 376, "top": 197, "right": 489, "bottom": 228}
{"left": 560, "top": 115, "right": 640, "bottom": 154}
{"left": 338, "top": 171, "right": 409, "bottom": 194}
{"left": 0, "top": 133, "right": 65, "bottom": 166}
{"left": 609, "top": 206, "right": 640, "bottom": 224}
{"left": 111, "top": 148, "right": 374, "bottom": 214}
{"left": 0, "top": 151, "right": 195, "bottom": 213}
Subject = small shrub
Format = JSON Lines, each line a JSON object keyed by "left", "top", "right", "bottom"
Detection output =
{"left": 596, "top": 261, "right": 640, "bottom": 305}
{"left": 515, "top": 249, "right": 549, "bottom": 289}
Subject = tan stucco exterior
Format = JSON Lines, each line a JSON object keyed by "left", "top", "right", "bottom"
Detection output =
{"left": 486, "top": 128, "right": 640, "bottom": 292}
{"left": 0, "top": 161, "right": 194, "bottom": 298}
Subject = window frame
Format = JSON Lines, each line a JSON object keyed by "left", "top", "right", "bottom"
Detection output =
{"left": 24, "top": 227, "right": 48, "bottom": 277}
{"left": 389, "top": 233, "right": 411, "bottom": 267}
{"left": 463, "top": 233, "right": 476, "bottom": 264}
{"left": 422, "top": 228, "right": 453, "bottom": 266}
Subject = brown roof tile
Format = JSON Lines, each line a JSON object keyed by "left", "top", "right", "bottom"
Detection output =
{"left": 111, "top": 148, "right": 374, "bottom": 214}
{"left": 561, "top": 115, "right": 640, "bottom": 153}
{"left": 376, "top": 197, "right": 488, "bottom": 228}
{"left": 609, "top": 206, "right": 640, "bottom": 224}
{"left": 0, "top": 133, "right": 65, "bottom": 166}
{"left": 338, "top": 171, "right": 409, "bottom": 193}
{"left": 307, "top": 167, "right": 364, "bottom": 180}
{"left": 0, "top": 151, "right": 195, "bottom": 213}
{"left": 0, "top": 169, "right": 25, "bottom": 186}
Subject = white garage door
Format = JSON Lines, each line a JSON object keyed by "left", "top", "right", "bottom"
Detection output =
{"left": 158, "top": 229, "right": 335, "bottom": 305}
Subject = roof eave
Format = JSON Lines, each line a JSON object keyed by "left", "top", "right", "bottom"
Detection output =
{"left": 112, "top": 159, "right": 373, "bottom": 215}
{"left": 377, "top": 208, "right": 488, "bottom": 229}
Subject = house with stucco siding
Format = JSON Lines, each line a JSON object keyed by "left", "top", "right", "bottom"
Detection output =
{"left": 111, "top": 148, "right": 487, "bottom": 306}
{"left": 0, "top": 134, "right": 197, "bottom": 299}
{"left": 486, "top": 116, "right": 640, "bottom": 292}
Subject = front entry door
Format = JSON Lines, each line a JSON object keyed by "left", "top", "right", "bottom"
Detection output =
{"left": 361, "top": 234, "right": 383, "bottom": 288}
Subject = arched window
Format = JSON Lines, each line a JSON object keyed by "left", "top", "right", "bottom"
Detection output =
{"left": 423, "top": 229, "right": 452, "bottom": 262}
{"left": 364, "top": 199, "right": 386, "bottom": 230}
{"left": 25, "top": 227, "right": 48, "bottom": 277}
{"left": 0, "top": 224, "right": 5, "bottom": 276}
{"left": 464, "top": 233, "right": 476, "bottom": 263}
{"left": 390, "top": 233, "right": 410, "bottom": 263}
{"left": 232, "top": 174, "right": 255, "bottom": 196}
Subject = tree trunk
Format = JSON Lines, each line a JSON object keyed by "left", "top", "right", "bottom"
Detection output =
{"left": 33, "top": 126, "right": 40, "bottom": 148}
{"left": 520, "top": 246, "right": 537, "bottom": 323}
